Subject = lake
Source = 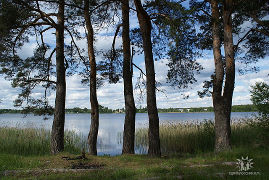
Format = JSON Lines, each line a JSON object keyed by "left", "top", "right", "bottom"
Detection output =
{"left": 0, "top": 112, "right": 256, "bottom": 155}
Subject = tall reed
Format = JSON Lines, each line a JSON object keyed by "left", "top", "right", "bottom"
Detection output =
{"left": 135, "top": 120, "right": 215, "bottom": 154}
{"left": 0, "top": 127, "right": 86, "bottom": 156}
{"left": 0, "top": 118, "right": 266, "bottom": 156}
{"left": 135, "top": 119, "right": 265, "bottom": 155}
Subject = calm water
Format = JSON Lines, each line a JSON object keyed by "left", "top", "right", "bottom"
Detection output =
{"left": 0, "top": 112, "right": 256, "bottom": 155}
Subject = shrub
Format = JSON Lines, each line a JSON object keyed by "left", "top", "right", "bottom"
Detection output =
{"left": 250, "top": 82, "right": 269, "bottom": 117}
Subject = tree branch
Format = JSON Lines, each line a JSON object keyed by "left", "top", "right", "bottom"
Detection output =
{"left": 48, "top": 48, "right": 56, "bottom": 62}
{"left": 46, "top": 48, "right": 56, "bottom": 88}
{"left": 253, "top": 28, "right": 269, "bottom": 37}
{"left": 41, "top": 26, "right": 54, "bottom": 33}
{"left": 234, "top": 29, "right": 253, "bottom": 51}
{"left": 249, "top": 13, "right": 269, "bottom": 29}
{"left": 26, "top": 78, "right": 56, "bottom": 84}
{"left": 17, "top": 0, "right": 57, "bottom": 27}
{"left": 13, "top": 17, "right": 51, "bottom": 55}
{"left": 132, "top": 63, "right": 146, "bottom": 76}
{"left": 201, "top": 8, "right": 211, "bottom": 17}
{"left": 112, "top": 23, "right": 123, "bottom": 55}
{"left": 64, "top": 27, "right": 86, "bottom": 63}
{"left": 37, "top": 0, "right": 84, "bottom": 10}
{"left": 132, "top": 63, "right": 164, "bottom": 93}
{"left": 90, "top": 0, "right": 116, "bottom": 13}
{"left": 150, "top": 13, "right": 171, "bottom": 20}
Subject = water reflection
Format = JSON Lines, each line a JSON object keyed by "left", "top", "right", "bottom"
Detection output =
{"left": 0, "top": 112, "right": 256, "bottom": 155}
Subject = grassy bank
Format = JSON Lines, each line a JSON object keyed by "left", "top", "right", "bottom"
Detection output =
{"left": 0, "top": 118, "right": 268, "bottom": 179}
{"left": 0, "top": 148, "right": 268, "bottom": 179}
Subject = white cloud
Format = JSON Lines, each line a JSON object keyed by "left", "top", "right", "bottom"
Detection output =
{"left": 17, "top": 42, "right": 37, "bottom": 59}
{"left": 234, "top": 86, "right": 247, "bottom": 93}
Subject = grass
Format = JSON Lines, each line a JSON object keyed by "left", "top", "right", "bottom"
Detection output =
{"left": 0, "top": 148, "right": 268, "bottom": 179}
{"left": 0, "top": 154, "right": 40, "bottom": 172}
{"left": 0, "top": 118, "right": 268, "bottom": 179}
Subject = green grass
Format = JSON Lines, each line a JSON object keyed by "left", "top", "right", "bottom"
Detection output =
{"left": 0, "top": 147, "right": 268, "bottom": 179}
{"left": 1, "top": 149, "right": 268, "bottom": 179}
{"left": 0, "top": 118, "right": 268, "bottom": 179}
{"left": 0, "top": 154, "right": 41, "bottom": 172}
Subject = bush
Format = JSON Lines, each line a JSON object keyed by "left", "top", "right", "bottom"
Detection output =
{"left": 250, "top": 82, "right": 269, "bottom": 117}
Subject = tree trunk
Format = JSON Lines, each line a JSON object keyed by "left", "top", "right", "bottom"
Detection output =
{"left": 210, "top": 0, "right": 233, "bottom": 152}
{"left": 122, "top": 0, "right": 136, "bottom": 154}
{"left": 51, "top": 0, "right": 66, "bottom": 154}
{"left": 134, "top": 0, "right": 161, "bottom": 156}
{"left": 221, "top": 0, "right": 234, "bottom": 150}
{"left": 213, "top": 97, "right": 231, "bottom": 152}
{"left": 84, "top": 0, "right": 99, "bottom": 156}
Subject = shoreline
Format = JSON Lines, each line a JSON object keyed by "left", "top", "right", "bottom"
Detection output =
{"left": 0, "top": 111, "right": 258, "bottom": 115}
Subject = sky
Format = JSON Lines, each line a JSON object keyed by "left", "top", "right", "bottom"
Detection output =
{"left": 0, "top": 6, "right": 268, "bottom": 110}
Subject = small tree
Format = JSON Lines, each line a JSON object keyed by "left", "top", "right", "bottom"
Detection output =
{"left": 250, "top": 82, "right": 269, "bottom": 117}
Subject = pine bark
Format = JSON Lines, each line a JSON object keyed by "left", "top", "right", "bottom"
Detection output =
{"left": 122, "top": 0, "right": 136, "bottom": 154}
{"left": 210, "top": 0, "right": 233, "bottom": 152}
{"left": 134, "top": 0, "right": 161, "bottom": 156}
{"left": 51, "top": 0, "right": 66, "bottom": 154}
{"left": 84, "top": 0, "right": 99, "bottom": 155}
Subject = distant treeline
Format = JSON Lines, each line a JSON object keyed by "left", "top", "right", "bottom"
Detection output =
{"left": 137, "top": 104, "right": 257, "bottom": 113}
{"left": 0, "top": 104, "right": 257, "bottom": 114}
{"left": 66, "top": 105, "right": 113, "bottom": 114}
{"left": 0, "top": 105, "right": 114, "bottom": 114}
{"left": 0, "top": 109, "right": 22, "bottom": 114}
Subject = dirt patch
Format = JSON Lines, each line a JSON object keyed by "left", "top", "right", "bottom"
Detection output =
{"left": 189, "top": 164, "right": 213, "bottom": 168}
{"left": 71, "top": 162, "right": 104, "bottom": 169}
{"left": 221, "top": 161, "right": 236, "bottom": 166}
{"left": 3, "top": 168, "right": 103, "bottom": 177}
{"left": 3, "top": 155, "right": 105, "bottom": 177}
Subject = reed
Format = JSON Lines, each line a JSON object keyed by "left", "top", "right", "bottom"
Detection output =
{"left": 0, "top": 118, "right": 266, "bottom": 156}
{"left": 135, "top": 119, "right": 265, "bottom": 155}
{"left": 0, "top": 127, "right": 86, "bottom": 156}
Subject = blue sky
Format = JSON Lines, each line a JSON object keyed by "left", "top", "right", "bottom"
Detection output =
{"left": 0, "top": 5, "right": 268, "bottom": 110}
